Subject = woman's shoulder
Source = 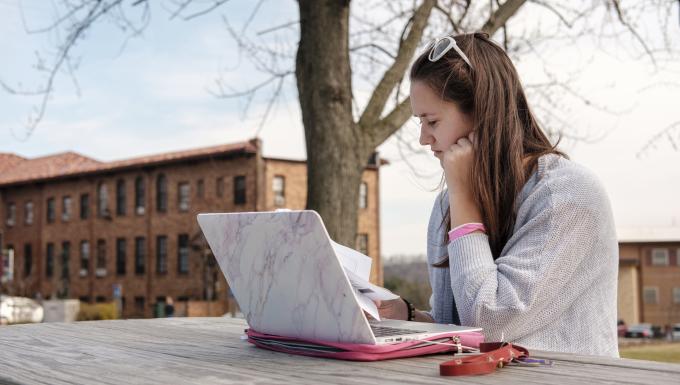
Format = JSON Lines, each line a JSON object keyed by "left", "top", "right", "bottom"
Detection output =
{"left": 533, "top": 153, "right": 610, "bottom": 209}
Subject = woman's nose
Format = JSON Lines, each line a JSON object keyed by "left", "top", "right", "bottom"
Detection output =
{"left": 419, "top": 127, "right": 432, "bottom": 146}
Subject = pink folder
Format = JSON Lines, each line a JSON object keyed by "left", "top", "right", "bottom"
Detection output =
{"left": 246, "top": 328, "right": 485, "bottom": 361}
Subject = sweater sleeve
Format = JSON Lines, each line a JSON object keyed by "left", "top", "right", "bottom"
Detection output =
{"left": 447, "top": 168, "right": 616, "bottom": 342}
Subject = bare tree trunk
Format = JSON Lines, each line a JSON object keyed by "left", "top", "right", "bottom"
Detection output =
{"left": 296, "top": 0, "right": 368, "bottom": 247}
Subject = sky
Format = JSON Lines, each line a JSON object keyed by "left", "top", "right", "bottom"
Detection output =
{"left": 1, "top": 0, "right": 680, "bottom": 258}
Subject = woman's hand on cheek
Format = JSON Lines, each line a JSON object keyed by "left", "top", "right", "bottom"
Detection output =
{"left": 442, "top": 131, "right": 475, "bottom": 198}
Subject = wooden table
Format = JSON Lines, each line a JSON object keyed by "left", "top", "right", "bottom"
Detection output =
{"left": 1, "top": 317, "right": 679, "bottom": 384}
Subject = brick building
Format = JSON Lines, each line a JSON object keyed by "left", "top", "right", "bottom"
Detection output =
{"left": 617, "top": 228, "right": 680, "bottom": 328}
{"left": 0, "top": 139, "right": 384, "bottom": 318}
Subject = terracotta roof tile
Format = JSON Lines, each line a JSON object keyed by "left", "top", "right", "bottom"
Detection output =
{"left": 0, "top": 154, "right": 27, "bottom": 175}
{"left": 0, "top": 140, "right": 257, "bottom": 187}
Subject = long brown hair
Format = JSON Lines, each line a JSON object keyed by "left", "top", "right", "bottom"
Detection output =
{"left": 410, "top": 32, "right": 566, "bottom": 265}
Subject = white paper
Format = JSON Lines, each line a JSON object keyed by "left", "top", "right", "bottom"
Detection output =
{"left": 331, "top": 241, "right": 372, "bottom": 282}
{"left": 330, "top": 240, "right": 400, "bottom": 322}
{"left": 345, "top": 269, "right": 399, "bottom": 301}
{"left": 354, "top": 289, "right": 381, "bottom": 321}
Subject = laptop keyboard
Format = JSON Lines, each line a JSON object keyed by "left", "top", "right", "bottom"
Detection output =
{"left": 370, "top": 324, "right": 426, "bottom": 337}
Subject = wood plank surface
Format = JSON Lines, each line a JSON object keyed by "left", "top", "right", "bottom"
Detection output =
{"left": 0, "top": 317, "right": 679, "bottom": 385}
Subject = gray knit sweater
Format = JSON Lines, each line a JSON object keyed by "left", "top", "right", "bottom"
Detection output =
{"left": 426, "top": 153, "right": 619, "bottom": 357}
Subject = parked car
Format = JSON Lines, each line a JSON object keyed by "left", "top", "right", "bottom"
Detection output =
{"left": 624, "top": 323, "right": 656, "bottom": 338}
{"left": 0, "top": 295, "right": 44, "bottom": 325}
{"left": 672, "top": 324, "right": 680, "bottom": 340}
{"left": 617, "top": 320, "right": 627, "bottom": 337}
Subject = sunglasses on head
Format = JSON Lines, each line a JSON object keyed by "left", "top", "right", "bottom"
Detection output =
{"left": 425, "top": 35, "right": 473, "bottom": 69}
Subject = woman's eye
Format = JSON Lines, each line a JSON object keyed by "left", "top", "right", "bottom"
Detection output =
{"left": 428, "top": 120, "right": 438, "bottom": 127}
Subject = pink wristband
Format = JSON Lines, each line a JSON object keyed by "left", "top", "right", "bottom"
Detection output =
{"left": 448, "top": 223, "right": 486, "bottom": 242}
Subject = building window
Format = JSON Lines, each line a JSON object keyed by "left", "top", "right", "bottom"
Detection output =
{"left": 24, "top": 243, "right": 32, "bottom": 277}
{"left": 97, "top": 182, "right": 110, "bottom": 218}
{"left": 156, "top": 174, "right": 167, "bottom": 213}
{"left": 80, "top": 241, "right": 90, "bottom": 277}
{"left": 80, "top": 194, "right": 90, "bottom": 220}
{"left": 359, "top": 182, "right": 368, "bottom": 209}
{"left": 178, "top": 182, "right": 190, "bottom": 212}
{"left": 62, "top": 196, "right": 72, "bottom": 221}
{"left": 24, "top": 201, "right": 33, "bottom": 225}
{"left": 116, "top": 179, "right": 126, "bottom": 216}
{"left": 61, "top": 241, "right": 71, "bottom": 280}
{"left": 134, "top": 296, "right": 145, "bottom": 313}
{"left": 178, "top": 234, "right": 189, "bottom": 274}
{"left": 234, "top": 176, "right": 246, "bottom": 205}
{"left": 96, "top": 239, "right": 107, "bottom": 277}
{"left": 46, "top": 243, "right": 54, "bottom": 278}
{"left": 116, "top": 238, "right": 126, "bottom": 276}
{"left": 156, "top": 236, "right": 167, "bottom": 274}
{"left": 651, "top": 248, "right": 669, "bottom": 266}
{"left": 135, "top": 176, "right": 145, "bottom": 215}
{"left": 47, "top": 198, "right": 55, "bottom": 223}
{"left": 95, "top": 296, "right": 106, "bottom": 303}
{"left": 673, "top": 288, "right": 680, "bottom": 304}
{"left": 5, "top": 202, "right": 16, "bottom": 226}
{"left": 643, "top": 287, "right": 658, "bottom": 304}
{"left": 273, "top": 176, "right": 285, "bottom": 207}
{"left": 197, "top": 179, "right": 204, "bottom": 198}
{"left": 216, "top": 177, "right": 224, "bottom": 198}
{"left": 135, "top": 237, "right": 146, "bottom": 275}
{"left": 356, "top": 233, "right": 369, "bottom": 256}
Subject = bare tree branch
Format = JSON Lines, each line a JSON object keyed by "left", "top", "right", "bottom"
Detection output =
{"left": 182, "top": 0, "right": 231, "bottom": 21}
{"left": 610, "top": 0, "right": 657, "bottom": 67}
{"left": 5, "top": 0, "right": 127, "bottom": 140}
{"left": 637, "top": 121, "right": 680, "bottom": 158}
{"left": 480, "top": 0, "right": 527, "bottom": 35}
{"left": 350, "top": 43, "right": 397, "bottom": 60}
{"left": 374, "top": 96, "right": 412, "bottom": 146}
{"left": 358, "top": 0, "right": 436, "bottom": 136}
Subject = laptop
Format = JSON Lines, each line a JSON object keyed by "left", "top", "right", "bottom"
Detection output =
{"left": 197, "top": 210, "right": 481, "bottom": 345}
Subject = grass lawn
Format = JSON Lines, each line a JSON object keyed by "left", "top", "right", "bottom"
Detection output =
{"left": 620, "top": 342, "right": 680, "bottom": 364}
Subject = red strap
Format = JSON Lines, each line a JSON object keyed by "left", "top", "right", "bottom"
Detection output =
{"left": 439, "top": 342, "right": 529, "bottom": 376}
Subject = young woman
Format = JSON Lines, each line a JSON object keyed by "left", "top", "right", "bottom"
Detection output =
{"left": 377, "top": 32, "right": 619, "bottom": 357}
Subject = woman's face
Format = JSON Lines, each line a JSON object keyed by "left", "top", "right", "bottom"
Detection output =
{"left": 410, "top": 80, "right": 473, "bottom": 164}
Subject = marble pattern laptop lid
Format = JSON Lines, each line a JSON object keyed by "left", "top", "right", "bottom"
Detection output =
{"left": 197, "top": 210, "right": 376, "bottom": 344}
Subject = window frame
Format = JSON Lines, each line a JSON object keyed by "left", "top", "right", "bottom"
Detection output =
{"left": 673, "top": 287, "right": 680, "bottom": 304}
{"left": 178, "top": 182, "right": 190, "bottom": 212}
{"left": 24, "top": 201, "right": 33, "bottom": 225}
{"left": 80, "top": 193, "right": 90, "bottom": 220}
{"left": 62, "top": 196, "right": 72, "bottom": 222}
{"left": 156, "top": 174, "right": 168, "bottom": 213}
{"left": 97, "top": 182, "right": 109, "bottom": 218}
{"left": 24, "top": 243, "right": 33, "bottom": 277}
{"left": 79, "top": 240, "right": 90, "bottom": 277}
{"left": 96, "top": 239, "right": 107, "bottom": 278}
{"left": 178, "top": 233, "right": 189, "bottom": 274}
{"left": 134, "top": 237, "right": 146, "bottom": 275}
{"left": 46, "top": 242, "right": 54, "bottom": 278}
{"left": 643, "top": 286, "right": 659, "bottom": 304}
{"left": 134, "top": 176, "right": 146, "bottom": 215}
{"left": 116, "top": 179, "right": 127, "bottom": 216}
{"left": 46, "top": 197, "right": 55, "bottom": 223}
{"left": 6, "top": 202, "right": 16, "bottom": 226}
{"left": 358, "top": 182, "right": 368, "bottom": 209}
{"left": 116, "top": 238, "right": 127, "bottom": 276}
{"left": 651, "top": 248, "right": 669, "bottom": 266}
{"left": 156, "top": 235, "right": 168, "bottom": 274}
{"left": 273, "top": 175, "right": 285, "bottom": 207}
{"left": 234, "top": 175, "right": 246, "bottom": 205}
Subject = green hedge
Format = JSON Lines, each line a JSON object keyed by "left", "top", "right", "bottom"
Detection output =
{"left": 77, "top": 302, "right": 118, "bottom": 321}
